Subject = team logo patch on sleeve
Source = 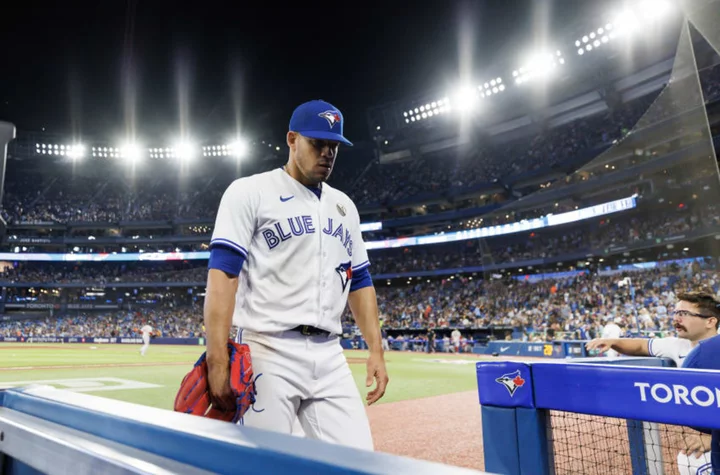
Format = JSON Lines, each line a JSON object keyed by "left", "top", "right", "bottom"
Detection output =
{"left": 495, "top": 370, "right": 526, "bottom": 397}
{"left": 335, "top": 261, "right": 353, "bottom": 291}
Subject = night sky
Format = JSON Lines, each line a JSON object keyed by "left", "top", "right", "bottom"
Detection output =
{"left": 0, "top": 1, "right": 610, "bottom": 145}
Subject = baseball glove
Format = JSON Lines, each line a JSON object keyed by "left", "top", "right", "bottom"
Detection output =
{"left": 173, "top": 339, "right": 259, "bottom": 423}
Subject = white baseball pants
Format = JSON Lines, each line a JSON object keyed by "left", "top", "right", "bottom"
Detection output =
{"left": 140, "top": 334, "right": 150, "bottom": 356}
{"left": 237, "top": 329, "right": 373, "bottom": 451}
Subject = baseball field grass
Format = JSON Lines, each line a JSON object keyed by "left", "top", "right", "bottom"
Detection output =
{"left": 0, "top": 342, "right": 492, "bottom": 470}
{"left": 0, "top": 342, "right": 484, "bottom": 408}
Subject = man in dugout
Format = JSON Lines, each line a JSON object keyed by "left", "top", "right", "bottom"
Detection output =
{"left": 586, "top": 291, "right": 719, "bottom": 475}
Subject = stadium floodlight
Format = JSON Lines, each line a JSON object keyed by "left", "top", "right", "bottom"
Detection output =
{"left": 202, "top": 140, "right": 248, "bottom": 158}
{"left": 42, "top": 143, "right": 85, "bottom": 159}
{"left": 120, "top": 143, "right": 142, "bottom": 163}
{"left": 450, "top": 85, "right": 479, "bottom": 114}
{"left": 93, "top": 146, "right": 112, "bottom": 159}
{"left": 478, "top": 77, "right": 505, "bottom": 98}
{"left": 172, "top": 140, "right": 196, "bottom": 162}
{"left": 513, "top": 51, "right": 564, "bottom": 85}
{"left": 612, "top": 9, "right": 639, "bottom": 37}
{"left": 403, "top": 97, "right": 450, "bottom": 123}
{"left": 68, "top": 144, "right": 86, "bottom": 160}
{"left": 578, "top": 1, "right": 672, "bottom": 56}
{"left": 228, "top": 139, "right": 249, "bottom": 158}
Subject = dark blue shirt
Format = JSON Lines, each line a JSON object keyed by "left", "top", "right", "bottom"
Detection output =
{"left": 682, "top": 334, "right": 720, "bottom": 473}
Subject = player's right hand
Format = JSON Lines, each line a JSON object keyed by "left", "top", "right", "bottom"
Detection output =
{"left": 681, "top": 433, "right": 712, "bottom": 458}
{"left": 207, "top": 360, "right": 235, "bottom": 412}
{"left": 585, "top": 338, "right": 612, "bottom": 353}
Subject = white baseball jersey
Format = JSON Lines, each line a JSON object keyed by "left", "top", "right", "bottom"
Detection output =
{"left": 211, "top": 168, "right": 369, "bottom": 335}
{"left": 141, "top": 325, "right": 152, "bottom": 337}
{"left": 647, "top": 337, "right": 693, "bottom": 368}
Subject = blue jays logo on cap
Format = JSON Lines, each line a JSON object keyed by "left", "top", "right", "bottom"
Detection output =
{"left": 318, "top": 110, "right": 341, "bottom": 129}
{"left": 289, "top": 100, "right": 353, "bottom": 146}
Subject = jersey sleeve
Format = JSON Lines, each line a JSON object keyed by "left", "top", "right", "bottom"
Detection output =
{"left": 647, "top": 337, "right": 679, "bottom": 360}
{"left": 210, "top": 179, "right": 258, "bottom": 259}
{"left": 349, "top": 202, "right": 370, "bottom": 273}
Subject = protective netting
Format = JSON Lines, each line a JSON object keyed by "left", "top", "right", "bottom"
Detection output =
{"left": 549, "top": 411, "right": 713, "bottom": 475}
{"left": 645, "top": 422, "right": 714, "bottom": 475}
{"left": 550, "top": 411, "right": 633, "bottom": 475}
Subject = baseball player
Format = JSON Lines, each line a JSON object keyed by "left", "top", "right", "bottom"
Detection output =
{"left": 451, "top": 328, "right": 461, "bottom": 353}
{"left": 140, "top": 323, "right": 153, "bottom": 356}
{"left": 204, "top": 99, "right": 388, "bottom": 451}
{"left": 587, "top": 291, "right": 719, "bottom": 475}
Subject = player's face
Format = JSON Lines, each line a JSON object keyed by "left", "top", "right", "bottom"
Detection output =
{"left": 672, "top": 301, "right": 717, "bottom": 340}
{"left": 288, "top": 132, "right": 339, "bottom": 185}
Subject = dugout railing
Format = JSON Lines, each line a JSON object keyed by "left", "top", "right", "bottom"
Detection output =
{"left": 0, "top": 385, "right": 489, "bottom": 475}
{"left": 477, "top": 357, "right": 718, "bottom": 475}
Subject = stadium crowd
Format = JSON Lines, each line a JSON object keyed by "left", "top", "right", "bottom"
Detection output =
{"left": 0, "top": 306, "right": 203, "bottom": 339}
{"left": 351, "top": 259, "right": 717, "bottom": 341}
{"left": 0, "top": 259, "right": 713, "bottom": 345}
{"left": 0, "top": 200, "right": 716, "bottom": 288}
{"left": 0, "top": 262, "right": 208, "bottom": 286}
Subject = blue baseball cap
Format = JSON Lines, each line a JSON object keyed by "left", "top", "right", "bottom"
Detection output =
{"left": 289, "top": 100, "right": 353, "bottom": 146}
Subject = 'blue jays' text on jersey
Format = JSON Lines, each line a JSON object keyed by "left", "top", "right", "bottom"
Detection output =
{"left": 210, "top": 168, "right": 370, "bottom": 335}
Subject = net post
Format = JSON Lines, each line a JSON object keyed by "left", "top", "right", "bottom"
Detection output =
{"left": 627, "top": 419, "right": 649, "bottom": 475}
{"left": 516, "top": 407, "right": 554, "bottom": 475}
{"left": 481, "top": 406, "right": 521, "bottom": 474}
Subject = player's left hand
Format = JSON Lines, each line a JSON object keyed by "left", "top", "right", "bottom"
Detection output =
{"left": 681, "top": 432, "right": 712, "bottom": 458}
{"left": 365, "top": 352, "right": 389, "bottom": 406}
